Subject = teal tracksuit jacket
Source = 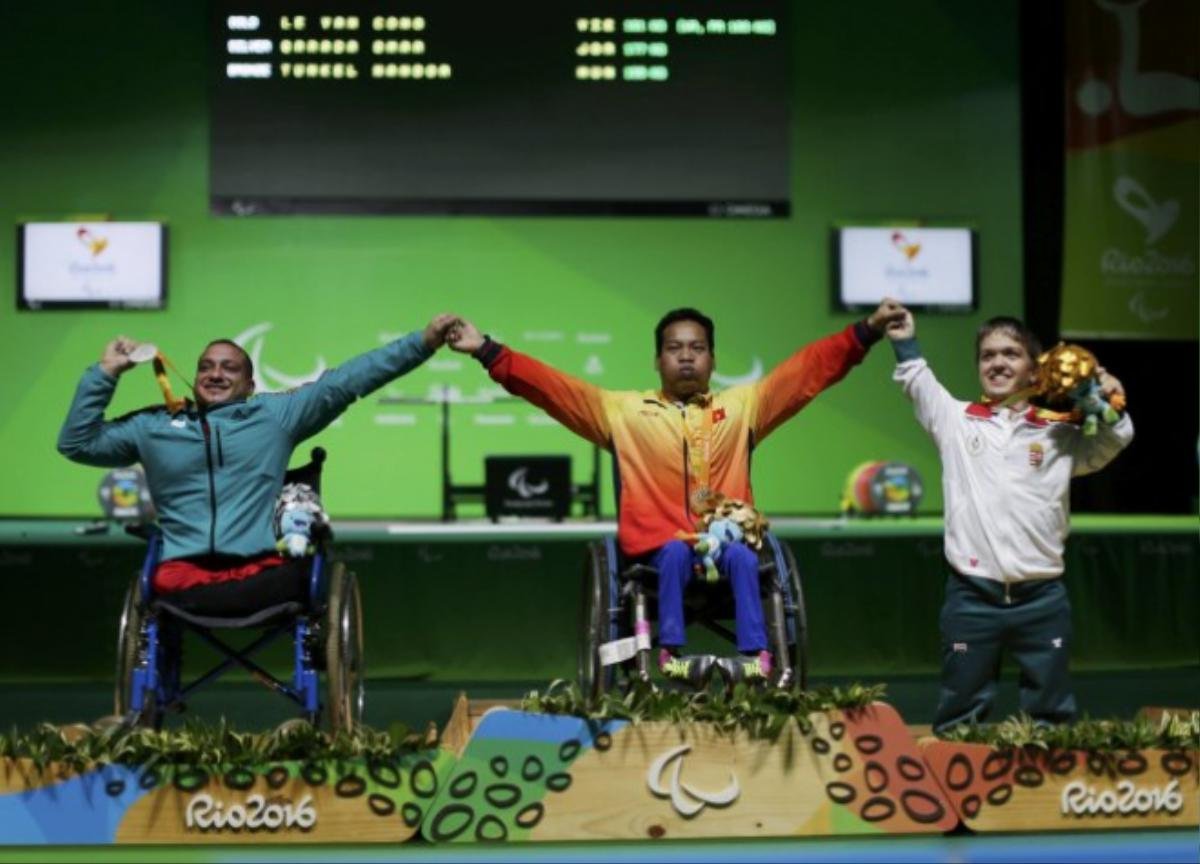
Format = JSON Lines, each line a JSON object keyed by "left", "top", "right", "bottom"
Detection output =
{"left": 58, "top": 331, "right": 431, "bottom": 562}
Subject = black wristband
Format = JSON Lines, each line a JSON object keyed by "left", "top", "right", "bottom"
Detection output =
{"left": 472, "top": 336, "right": 503, "bottom": 368}
{"left": 854, "top": 320, "right": 883, "bottom": 347}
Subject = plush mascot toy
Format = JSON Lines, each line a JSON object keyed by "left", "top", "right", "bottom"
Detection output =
{"left": 679, "top": 494, "right": 770, "bottom": 582}
{"left": 274, "top": 483, "right": 328, "bottom": 557}
{"left": 692, "top": 518, "right": 744, "bottom": 583}
{"left": 1032, "top": 343, "right": 1126, "bottom": 436}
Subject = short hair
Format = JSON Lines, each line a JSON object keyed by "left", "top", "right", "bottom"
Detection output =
{"left": 975, "top": 316, "right": 1041, "bottom": 362}
{"left": 201, "top": 339, "right": 255, "bottom": 380}
{"left": 655, "top": 308, "right": 715, "bottom": 355}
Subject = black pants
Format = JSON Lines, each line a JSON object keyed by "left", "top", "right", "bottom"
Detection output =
{"left": 933, "top": 571, "right": 1076, "bottom": 733}
{"left": 164, "top": 558, "right": 312, "bottom": 617}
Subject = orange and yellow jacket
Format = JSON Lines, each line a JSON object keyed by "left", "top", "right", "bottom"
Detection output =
{"left": 479, "top": 323, "right": 877, "bottom": 557}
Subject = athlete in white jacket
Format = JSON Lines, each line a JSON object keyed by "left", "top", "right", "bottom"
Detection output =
{"left": 888, "top": 312, "right": 1133, "bottom": 731}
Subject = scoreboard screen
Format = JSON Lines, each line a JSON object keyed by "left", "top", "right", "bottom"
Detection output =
{"left": 210, "top": 2, "right": 790, "bottom": 217}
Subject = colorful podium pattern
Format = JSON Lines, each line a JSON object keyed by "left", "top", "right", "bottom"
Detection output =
{"left": 0, "top": 703, "right": 1195, "bottom": 844}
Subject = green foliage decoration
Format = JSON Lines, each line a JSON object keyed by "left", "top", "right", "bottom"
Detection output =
{"left": 938, "top": 710, "right": 1200, "bottom": 752}
{"left": 0, "top": 717, "right": 432, "bottom": 776}
{"left": 521, "top": 679, "right": 887, "bottom": 739}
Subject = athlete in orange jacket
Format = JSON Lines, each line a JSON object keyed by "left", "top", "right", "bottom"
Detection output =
{"left": 450, "top": 301, "right": 904, "bottom": 681}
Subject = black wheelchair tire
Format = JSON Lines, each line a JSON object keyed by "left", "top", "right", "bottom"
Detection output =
{"left": 114, "top": 576, "right": 161, "bottom": 727}
{"left": 324, "top": 563, "right": 364, "bottom": 732}
{"left": 577, "top": 541, "right": 614, "bottom": 705}
{"left": 779, "top": 540, "right": 809, "bottom": 691}
{"left": 114, "top": 577, "right": 141, "bottom": 717}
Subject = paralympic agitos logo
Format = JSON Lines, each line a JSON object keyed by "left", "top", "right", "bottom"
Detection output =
{"left": 507, "top": 467, "right": 550, "bottom": 499}
{"left": 646, "top": 744, "right": 740, "bottom": 817}
{"left": 233, "top": 322, "right": 328, "bottom": 394}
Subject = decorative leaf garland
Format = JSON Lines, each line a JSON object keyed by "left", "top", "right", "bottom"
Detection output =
{"left": 522, "top": 680, "right": 1200, "bottom": 752}
{"left": 2, "top": 695, "right": 1193, "bottom": 772}
{"left": 0, "top": 717, "right": 432, "bottom": 776}
{"left": 520, "top": 679, "right": 887, "bottom": 739}
{"left": 938, "top": 710, "right": 1199, "bottom": 752}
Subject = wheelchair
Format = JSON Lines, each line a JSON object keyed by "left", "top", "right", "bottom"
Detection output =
{"left": 578, "top": 533, "right": 808, "bottom": 701}
{"left": 113, "top": 448, "right": 364, "bottom": 731}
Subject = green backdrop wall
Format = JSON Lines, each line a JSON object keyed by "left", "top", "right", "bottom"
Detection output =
{"left": 0, "top": 1, "right": 1023, "bottom": 518}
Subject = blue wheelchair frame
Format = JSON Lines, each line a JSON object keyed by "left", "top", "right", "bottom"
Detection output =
{"left": 125, "top": 531, "right": 328, "bottom": 722}
{"left": 581, "top": 531, "right": 808, "bottom": 696}
{"left": 120, "top": 448, "right": 340, "bottom": 727}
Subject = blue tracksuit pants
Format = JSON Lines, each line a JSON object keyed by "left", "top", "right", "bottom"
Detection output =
{"left": 652, "top": 539, "right": 768, "bottom": 653}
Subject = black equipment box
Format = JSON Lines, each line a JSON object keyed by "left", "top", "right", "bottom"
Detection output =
{"left": 484, "top": 456, "right": 572, "bottom": 521}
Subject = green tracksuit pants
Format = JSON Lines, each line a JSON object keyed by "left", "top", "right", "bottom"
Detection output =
{"left": 933, "top": 571, "right": 1076, "bottom": 733}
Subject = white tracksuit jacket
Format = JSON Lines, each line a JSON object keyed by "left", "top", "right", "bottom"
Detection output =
{"left": 895, "top": 357, "right": 1134, "bottom": 584}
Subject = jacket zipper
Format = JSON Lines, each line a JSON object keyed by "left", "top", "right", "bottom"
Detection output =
{"left": 200, "top": 416, "right": 218, "bottom": 555}
{"left": 679, "top": 406, "right": 691, "bottom": 521}
{"left": 216, "top": 427, "right": 225, "bottom": 467}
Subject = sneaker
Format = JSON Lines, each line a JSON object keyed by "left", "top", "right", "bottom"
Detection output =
{"left": 719, "top": 650, "right": 774, "bottom": 684}
{"left": 748, "top": 649, "right": 773, "bottom": 680}
{"left": 658, "top": 649, "right": 711, "bottom": 687}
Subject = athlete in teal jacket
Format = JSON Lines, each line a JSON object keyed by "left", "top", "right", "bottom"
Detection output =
{"left": 59, "top": 316, "right": 457, "bottom": 565}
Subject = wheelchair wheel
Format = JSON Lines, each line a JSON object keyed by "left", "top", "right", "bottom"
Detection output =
{"left": 114, "top": 576, "right": 160, "bottom": 727}
{"left": 114, "top": 577, "right": 140, "bottom": 716}
{"left": 324, "top": 563, "right": 364, "bottom": 732}
{"left": 578, "top": 540, "right": 615, "bottom": 705}
{"left": 779, "top": 540, "right": 809, "bottom": 690}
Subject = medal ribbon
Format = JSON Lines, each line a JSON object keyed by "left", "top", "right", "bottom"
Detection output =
{"left": 150, "top": 352, "right": 190, "bottom": 415}
{"left": 684, "top": 393, "right": 714, "bottom": 515}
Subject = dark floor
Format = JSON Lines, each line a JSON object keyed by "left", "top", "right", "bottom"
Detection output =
{"left": 2, "top": 666, "right": 1196, "bottom": 733}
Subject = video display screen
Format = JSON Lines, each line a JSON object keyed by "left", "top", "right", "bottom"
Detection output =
{"left": 210, "top": 2, "right": 790, "bottom": 216}
{"left": 835, "top": 227, "right": 977, "bottom": 311}
{"left": 18, "top": 222, "right": 166, "bottom": 310}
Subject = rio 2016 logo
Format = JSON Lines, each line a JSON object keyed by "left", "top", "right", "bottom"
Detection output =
{"left": 891, "top": 231, "right": 921, "bottom": 262}
{"left": 75, "top": 227, "right": 108, "bottom": 257}
{"left": 185, "top": 793, "right": 317, "bottom": 832}
{"left": 1059, "top": 779, "right": 1183, "bottom": 818}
